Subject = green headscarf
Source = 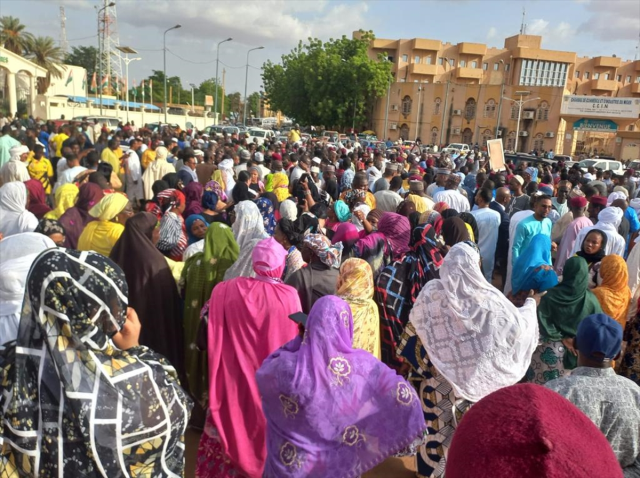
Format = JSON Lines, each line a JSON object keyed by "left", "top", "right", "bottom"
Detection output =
{"left": 181, "top": 222, "right": 239, "bottom": 405}
{"left": 537, "top": 256, "right": 602, "bottom": 369}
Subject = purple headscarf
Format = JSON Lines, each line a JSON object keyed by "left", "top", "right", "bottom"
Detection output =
{"left": 377, "top": 212, "right": 411, "bottom": 259}
{"left": 183, "top": 181, "right": 204, "bottom": 218}
{"left": 256, "top": 296, "right": 426, "bottom": 478}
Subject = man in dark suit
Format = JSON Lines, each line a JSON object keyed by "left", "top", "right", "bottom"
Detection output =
{"left": 490, "top": 186, "right": 511, "bottom": 291}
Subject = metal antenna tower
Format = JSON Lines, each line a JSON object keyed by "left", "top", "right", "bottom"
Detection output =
{"left": 98, "top": 0, "right": 123, "bottom": 95}
{"left": 59, "top": 6, "right": 68, "bottom": 54}
{"left": 520, "top": 7, "right": 527, "bottom": 35}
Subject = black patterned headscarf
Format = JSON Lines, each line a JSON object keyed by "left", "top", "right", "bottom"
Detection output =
{"left": 0, "top": 249, "right": 192, "bottom": 476}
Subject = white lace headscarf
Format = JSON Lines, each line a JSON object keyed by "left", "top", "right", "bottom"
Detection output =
{"left": 223, "top": 200, "right": 269, "bottom": 281}
{"left": 218, "top": 159, "right": 236, "bottom": 198}
{"left": 409, "top": 242, "right": 539, "bottom": 402}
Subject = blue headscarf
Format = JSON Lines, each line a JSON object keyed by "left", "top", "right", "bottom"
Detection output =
{"left": 511, "top": 233, "right": 558, "bottom": 294}
{"left": 525, "top": 166, "right": 539, "bottom": 182}
{"left": 334, "top": 200, "right": 352, "bottom": 223}
{"left": 185, "top": 214, "right": 208, "bottom": 245}
{"left": 255, "top": 197, "right": 276, "bottom": 236}
{"left": 202, "top": 190, "right": 219, "bottom": 211}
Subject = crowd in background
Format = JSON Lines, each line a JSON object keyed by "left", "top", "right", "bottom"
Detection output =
{"left": 0, "top": 117, "right": 639, "bottom": 478}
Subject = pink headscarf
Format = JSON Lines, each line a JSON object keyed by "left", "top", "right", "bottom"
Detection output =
{"left": 207, "top": 237, "right": 300, "bottom": 477}
{"left": 332, "top": 222, "right": 361, "bottom": 245}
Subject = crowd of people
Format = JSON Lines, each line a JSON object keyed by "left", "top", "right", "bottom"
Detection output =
{"left": 0, "top": 118, "right": 639, "bottom": 478}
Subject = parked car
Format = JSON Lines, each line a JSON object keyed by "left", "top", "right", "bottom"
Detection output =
{"left": 73, "top": 116, "right": 122, "bottom": 128}
{"left": 625, "top": 160, "right": 640, "bottom": 172}
{"left": 246, "top": 128, "right": 275, "bottom": 145}
{"left": 442, "top": 143, "right": 470, "bottom": 154}
{"left": 578, "top": 158, "right": 623, "bottom": 174}
{"left": 552, "top": 154, "right": 573, "bottom": 163}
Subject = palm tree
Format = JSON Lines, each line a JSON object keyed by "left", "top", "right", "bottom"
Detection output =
{"left": 0, "top": 16, "right": 33, "bottom": 55}
{"left": 24, "top": 36, "right": 65, "bottom": 94}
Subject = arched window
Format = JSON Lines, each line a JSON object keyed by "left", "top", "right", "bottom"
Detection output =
{"left": 537, "top": 101, "right": 549, "bottom": 121}
{"left": 483, "top": 99, "right": 496, "bottom": 118}
{"left": 533, "top": 133, "right": 544, "bottom": 152}
{"left": 482, "top": 129, "right": 492, "bottom": 147}
{"left": 464, "top": 98, "right": 476, "bottom": 119}
{"left": 402, "top": 96, "right": 412, "bottom": 116}
{"left": 399, "top": 124, "right": 410, "bottom": 141}
{"left": 506, "top": 131, "right": 516, "bottom": 151}
{"left": 431, "top": 127, "right": 438, "bottom": 145}
{"left": 462, "top": 128, "right": 473, "bottom": 144}
{"left": 510, "top": 105, "right": 518, "bottom": 120}
{"left": 433, "top": 97, "right": 441, "bottom": 115}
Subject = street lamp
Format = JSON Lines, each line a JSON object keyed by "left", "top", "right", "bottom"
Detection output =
{"left": 97, "top": 1, "right": 115, "bottom": 115}
{"left": 214, "top": 38, "right": 232, "bottom": 124}
{"left": 415, "top": 85, "right": 423, "bottom": 141}
{"left": 502, "top": 90, "right": 540, "bottom": 152}
{"left": 495, "top": 59, "right": 505, "bottom": 139}
{"left": 383, "top": 58, "right": 392, "bottom": 140}
{"left": 163, "top": 24, "right": 181, "bottom": 123}
{"left": 190, "top": 83, "right": 196, "bottom": 113}
{"left": 116, "top": 46, "right": 140, "bottom": 123}
{"left": 243, "top": 46, "right": 264, "bottom": 126}
{"left": 439, "top": 57, "right": 451, "bottom": 146}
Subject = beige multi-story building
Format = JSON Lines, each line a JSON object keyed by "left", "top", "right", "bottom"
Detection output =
{"left": 360, "top": 32, "right": 640, "bottom": 160}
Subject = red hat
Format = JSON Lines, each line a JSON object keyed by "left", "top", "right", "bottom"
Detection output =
{"left": 446, "top": 384, "right": 623, "bottom": 478}
{"left": 590, "top": 195, "right": 608, "bottom": 207}
{"left": 569, "top": 196, "right": 588, "bottom": 209}
{"left": 271, "top": 153, "right": 282, "bottom": 161}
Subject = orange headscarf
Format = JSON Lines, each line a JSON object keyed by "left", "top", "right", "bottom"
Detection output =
{"left": 592, "top": 255, "right": 631, "bottom": 329}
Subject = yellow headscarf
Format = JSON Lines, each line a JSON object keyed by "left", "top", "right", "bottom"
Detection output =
{"left": 272, "top": 172, "right": 291, "bottom": 202}
{"left": 44, "top": 184, "right": 79, "bottom": 220}
{"left": 592, "top": 255, "right": 631, "bottom": 329}
{"left": 89, "top": 193, "right": 130, "bottom": 221}
{"left": 406, "top": 194, "right": 427, "bottom": 213}
{"left": 336, "top": 258, "right": 381, "bottom": 359}
{"left": 211, "top": 170, "right": 226, "bottom": 193}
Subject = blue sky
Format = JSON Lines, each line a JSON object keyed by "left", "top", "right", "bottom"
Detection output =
{"left": 3, "top": 0, "right": 639, "bottom": 98}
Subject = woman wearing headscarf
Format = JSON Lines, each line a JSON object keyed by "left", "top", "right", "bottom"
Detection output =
{"left": 256, "top": 197, "right": 276, "bottom": 236}
{"left": 591, "top": 255, "right": 631, "bottom": 330}
{"left": 274, "top": 218, "right": 306, "bottom": 282}
{"left": 0, "top": 232, "right": 55, "bottom": 350}
{"left": 333, "top": 222, "right": 361, "bottom": 259}
{"left": 528, "top": 256, "right": 603, "bottom": 384}
{"left": 0, "top": 182, "right": 40, "bottom": 237}
{"left": 162, "top": 172, "right": 184, "bottom": 191}
{"left": 510, "top": 234, "right": 559, "bottom": 307}
{"left": 0, "top": 249, "right": 192, "bottom": 476}
{"left": 441, "top": 216, "right": 471, "bottom": 250}
{"left": 256, "top": 296, "right": 427, "bottom": 478}
{"left": 232, "top": 180, "right": 253, "bottom": 204}
{"left": 200, "top": 190, "right": 227, "bottom": 226}
{"left": 181, "top": 222, "right": 239, "bottom": 407}
{"left": 183, "top": 180, "right": 205, "bottom": 219}
{"left": 575, "top": 229, "right": 608, "bottom": 286}
{"left": 218, "top": 158, "right": 236, "bottom": 198}
{"left": 156, "top": 188, "right": 189, "bottom": 261}
{"left": 459, "top": 212, "right": 479, "bottom": 244}
{"left": 285, "top": 234, "right": 343, "bottom": 314}
{"left": 377, "top": 212, "right": 411, "bottom": 260}
{"left": 110, "top": 212, "right": 186, "bottom": 383}
{"left": 24, "top": 179, "right": 51, "bottom": 219}
{"left": 249, "top": 165, "right": 265, "bottom": 195}
{"left": 144, "top": 179, "right": 170, "bottom": 220}
{"left": 406, "top": 242, "right": 539, "bottom": 477}
{"left": 262, "top": 192, "right": 280, "bottom": 221}
{"left": 34, "top": 218, "right": 66, "bottom": 246}
{"left": 44, "top": 183, "right": 79, "bottom": 220}
{"left": 223, "top": 200, "right": 269, "bottom": 280}
{"left": 185, "top": 214, "right": 208, "bottom": 245}
{"left": 142, "top": 146, "right": 175, "bottom": 200}
{"left": 376, "top": 223, "right": 444, "bottom": 368}
{"left": 78, "top": 193, "right": 132, "bottom": 256}
{"left": 58, "top": 182, "right": 104, "bottom": 249}
{"left": 196, "top": 238, "right": 301, "bottom": 478}
{"left": 337, "top": 258, "right": 381, "bottom": 358}
{"left": 268, "top": 165, "right": 291, "bottom": 203}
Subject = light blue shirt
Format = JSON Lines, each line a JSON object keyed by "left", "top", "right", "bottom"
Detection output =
{"left": 512, "top": 215, "right": 552, "bottom": 264}
{"left": 0, "top": 134, "right": 20, "bottom": 168}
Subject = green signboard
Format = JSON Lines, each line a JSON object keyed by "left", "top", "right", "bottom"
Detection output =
{"left": 573, "top": 118, "right": 618, "bottom": 132}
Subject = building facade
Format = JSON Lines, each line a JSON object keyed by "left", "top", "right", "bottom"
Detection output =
{"left": 361, "top": 33, "right": 640, "bottom": 160}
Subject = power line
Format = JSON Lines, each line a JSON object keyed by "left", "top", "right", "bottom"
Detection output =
{"left": 67, "top": 34, "right": 98, "bottom": 42}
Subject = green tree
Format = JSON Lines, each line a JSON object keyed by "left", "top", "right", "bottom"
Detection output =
{"left": 65, "top": 45, "right": 98, "bottom": 76}
{"left": 24, "top": 36, "right": 65, "bottom": 94}
{"left": 193, "top": 78, "right": 228, "bottom": 113}
{"left": 0, "top": 16, "right": 33, "bottom": 55}
{"left": 247, "top": 92, "right": 260, "bottom": 118}
{"left": 262, "top": 31, "right": 392, "bottom": 130}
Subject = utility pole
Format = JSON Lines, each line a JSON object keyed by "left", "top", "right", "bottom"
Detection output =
{"left": 502, "top": 91, "right": 539, "bottom": 152}
{"left": 163, "top": 24, "right": 181, "bottom": 123}
{"left": 214, "top": 38, "right": 232, "bottom": 125}
{"left": 221, "top": 68, "right": 226, "bottom": 120}
{"left": 495, "top": 59, "right": 505, "bottom": 139}
{"left": 439, "top": 58, "right": 451, "bottom": 146}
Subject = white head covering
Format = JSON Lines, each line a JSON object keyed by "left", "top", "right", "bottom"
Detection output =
{"left": 598, "top": 206, "right": 623, "bottom": 229}
{"left": 223, "top": 201, "right": 268, "bottom": 281}
{"left": 606, "top": 191, "right": 627, "bottom": 206}
{"left": 9, "top": 145, "right": 29, "bottom": 161}
{"left": 279, "top": 199, "right": 298, "bottom": 221}
{"left": 0, "top": 160, "right": 30, "bottom": 184}
{"left": 0, "top": 182, "right": 39, "bottom": 238}
{"left": 155, "top": 146, "right": 169, "bottom": 161}
{"left": 218, "top": 159, "right": 236, "bottom": 198}
{"left": 351, "top": 203, "right": 371, "bottom": 231}
{"left": 630, "top": 198, "right": 640, "bottom": 217}
{"left": 0, "top": 233, "right": 56, "bottom": 348}
{"left": 409, "top": 242, "right": 539, "bottom": 402}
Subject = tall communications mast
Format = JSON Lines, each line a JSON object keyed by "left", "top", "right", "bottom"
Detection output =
{"left": 98, "top": 0, "right": 123, "bottom": 95}
{"left": 59, "top": 6, "right": 68, "bottom": 54}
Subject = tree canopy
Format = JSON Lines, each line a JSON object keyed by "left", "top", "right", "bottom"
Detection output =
{"left": 65, "top": 46, "right": 98, "bottom": 76}
{"left": 262, "top": 31, "right": 392, "bottom": 129}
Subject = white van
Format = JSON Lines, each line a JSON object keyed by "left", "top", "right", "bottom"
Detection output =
{"left": 578, "top": 159, "right": 623, "bottom": 173}
{"left": 247, "top": 128, "right": 275, "bottom": 145}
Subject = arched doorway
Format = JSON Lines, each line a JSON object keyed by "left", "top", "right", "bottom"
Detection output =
{"left": 399, "top": 123, "right": 410, "bottom": 141}
{"left": 431, "top": 127, "right": 438, "bottom": 146}
{"left": 462, "top": 128, "right": 473, "bottom": 145}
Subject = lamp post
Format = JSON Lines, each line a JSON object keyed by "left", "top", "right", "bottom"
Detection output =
{"left": 415, "top": 85, "right": 423, "bottom": 141}
{"left": 97, "top": 1, "right": 115, "bottom": 116}
{"left": 116, "top": 46, "right": 140, "bottom": 124}
{"left": 495, "top": 59, "right": 505, "bottom": 139}
{"left": 190, "top": 83, "right": 196, "bottom": 113}
{"left": 214, "top": 38, "right": 232, "bottom": 124}
{"left": 163, "top": 24, "right": 181, "bottom": 123}
{"left": 243, "top": 46, "right": 264, "bottom": 126}
{"left": 502, "top": 90, "right": 539, "bottom": 152}
{"left": 383, "top": 60, "right": 392, "bottom": 140}
{"left": 439, "top": 57, "right": 451, "bottom": 146}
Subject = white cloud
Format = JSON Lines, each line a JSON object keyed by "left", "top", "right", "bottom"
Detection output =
{"left": 487, "top": 27, "right": 497, "bottom": 40}
{"left": 525, "top": 18, "right": 576, "bottom": 46}
{"left": 580, "top": 0, "right": 640, "bottom": 41}
{"left": 527, "top": 19, "right": 550, "bottom": 36}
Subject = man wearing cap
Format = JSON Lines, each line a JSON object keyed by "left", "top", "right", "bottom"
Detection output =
{"left": 373, "top": 163, "right": 396, "bottom": 193}
{"left": 555, "top": 196, "right": 592, "bottom": 275}
{"left": 546, "top": 313, "right": 640, "bottom": 475}
{"left": 235, "top": 149, "right": 251, "bottom": 176}
{"left": 506, "top": 174, "right": 530, "bottom": 218}
{"left": 254, "top": 151, "right": 270, "bottom": 179}
{"left": 433, "top": 174, "right": 470, "bottom": 213}
{"left": 572, "top": 204, "right": 626, "bottom": 257}
{"left": 426, "top": 168, "right": 449, "bottom": 197}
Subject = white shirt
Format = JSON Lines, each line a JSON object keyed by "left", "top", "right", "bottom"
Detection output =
{"left": 471, "top": 207, "right": 502, "bottom": 282}
{"left": 55, "top": 166, "right": 87, "bottom": 191}
{"left": 366, "top": 166, "right": 381, "bottom": 191}
{"left": 433, "top": 189, "right": 470, "bottom": 212}
{"left": 289, "top": 165, "right": 305, "bottom": 183}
